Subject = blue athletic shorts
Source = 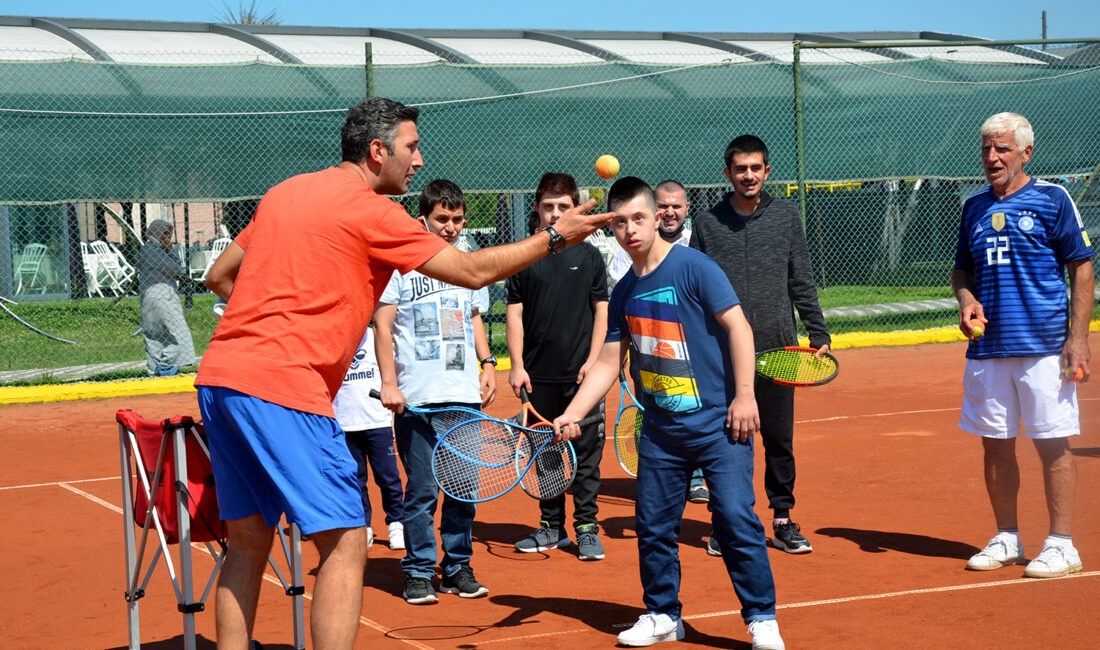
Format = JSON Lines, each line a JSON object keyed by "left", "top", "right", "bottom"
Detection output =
{"left": 197, "top": 386, "right": 364, "bottom": 535}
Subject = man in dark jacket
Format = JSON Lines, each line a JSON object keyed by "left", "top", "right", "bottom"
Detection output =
{"left": 690, "top": 134, "right": 831, "bottom": 555}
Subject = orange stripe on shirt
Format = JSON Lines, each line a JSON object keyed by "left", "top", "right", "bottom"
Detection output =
{"left": 626, "top": 314, "right": 682, "bottom": 342}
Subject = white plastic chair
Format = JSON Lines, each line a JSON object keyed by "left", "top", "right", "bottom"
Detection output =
{"left": 80, "top": 242, "right": 103, "bottom": 297}
{"left": 14, "top": 243, "right": 48, "bottom": 294}
{"left": 586, "top": 230, "right": 620, "bottom": 271}
{"left": 109, "top": 241, "right": 137, "bottom": 287}
{"left": 90, "top": 240, "right": 128, "bottom": 296}
{"left": 198, "top": 237, "right": 232, "bottom": 282}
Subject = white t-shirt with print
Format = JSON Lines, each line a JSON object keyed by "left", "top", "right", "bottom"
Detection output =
{"left": 380, "top": 269, "right": 486, "bottom": 407}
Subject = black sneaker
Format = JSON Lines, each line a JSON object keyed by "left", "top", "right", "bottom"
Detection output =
{"left": 439, "top": 565, "right": 489, "bottom": 598}
{"left": 402, "top": 575, "right": 439, "bottom": 604}
{"left": 706, "top": 534, "right": 723, "bottom": 557}
{"left": 772, "top": 521, "right": 813, "bottom": 554}
{"left": 575, "top": 524, "right": 606, "bottom": 561}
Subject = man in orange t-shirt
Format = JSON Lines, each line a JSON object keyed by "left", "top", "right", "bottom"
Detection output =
{"left": 195, "top": 97, "right": 610, "bottom": 650}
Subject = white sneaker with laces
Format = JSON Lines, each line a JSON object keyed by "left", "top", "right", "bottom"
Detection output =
{"left": 1024, "top": 542, "right": 1082, "bottom": 578}
{"left": 389, "top": 521, "right": 406, "bottom": 550}
{"left": 748, "top": 619, "right": 786, "bottom": 650}
{"left": 966, "top": 532, "right": 1023, "bottom": 571}
{"left": 617, "top": 613, "right": 685, "bottom": 646}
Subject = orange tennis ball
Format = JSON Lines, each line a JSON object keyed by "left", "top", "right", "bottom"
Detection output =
{"left": 1066, "top": 366, "right": 1084, "bottom": 382}
{"left": 595, "top": 154, "right": 620, "bottom": 179}
{"left": 969, "top": 319, "right": 984, "bottom": 339}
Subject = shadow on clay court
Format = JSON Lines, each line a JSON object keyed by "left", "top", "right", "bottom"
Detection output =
{"left": 1071, "top": 446, "right": 1100, "bottom": 458}
{"left": 598, "top": 476, "right": 639, "bottom": 503}
{"left": 816, "top": 527, "right": 978, "bottom": 559}
{"left": 386, "top": 598, "right": 541, "bottom": 643}
{"left": 106, "top": 635, "right": 297, "bottom": 650}
{"left": 487, "top": 595, "right": 750, "bottom": 649}
{"left": 362, "top": 555, "right": 406, "bottom": 598}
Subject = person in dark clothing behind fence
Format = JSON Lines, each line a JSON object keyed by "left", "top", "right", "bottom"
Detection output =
{"left": 690, "top": 134, "right": 831, "bottom": 556}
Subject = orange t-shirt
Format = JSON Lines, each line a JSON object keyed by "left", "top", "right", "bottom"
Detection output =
{"left": 195, "top": 166, "right": 448, "bottom": 416}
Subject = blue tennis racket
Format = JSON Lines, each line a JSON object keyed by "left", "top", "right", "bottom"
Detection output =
{"left": 614, "top": 369, "right": 644, "bottom": 476}
{"left": 431, "top": 389, "right": 599, "bottom": 503}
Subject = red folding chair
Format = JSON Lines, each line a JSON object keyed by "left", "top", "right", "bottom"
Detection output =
{"left": 118, "top": 409, "right": 306, "bottom": 650}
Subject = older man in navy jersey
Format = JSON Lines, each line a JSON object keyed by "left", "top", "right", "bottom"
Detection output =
{"left": 951, "top": 112, "right": 1093, "bottom": 579}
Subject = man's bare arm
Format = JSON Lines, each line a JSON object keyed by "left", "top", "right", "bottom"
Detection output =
{"left": 204, "top": 241, "right": 244, "bottom": 300}
{"left": 417, "top": 200, "right": 611, "bottom": 289}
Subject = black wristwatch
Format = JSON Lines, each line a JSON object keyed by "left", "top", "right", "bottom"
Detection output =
{"left": 544, "top": 226, "right": 566, "bottom": 254}
{"left": 480, "top": 355, "right": 498, "bottom": 370}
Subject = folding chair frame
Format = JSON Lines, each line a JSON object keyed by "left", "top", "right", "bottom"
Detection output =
{"left": 118, "top": 411, "right": 306, "bottom": 650}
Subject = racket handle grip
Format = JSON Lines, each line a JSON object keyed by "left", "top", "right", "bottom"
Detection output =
{"left": 369, "top": 388, "right": 381, "bottom": 400}
{"left": 574, "top": 412, "right": 604, "bottom": 428}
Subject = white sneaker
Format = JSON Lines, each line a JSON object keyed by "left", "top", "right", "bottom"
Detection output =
{"left": 617, "top": 613, "right": 685, "bottom": 646}
{"left": 1024, "top": 541, "right": 1082, "bottom": 578}
{"left": 366, "top": 527, "right": 374, "bottom": 550}
{"left": 389, "top": 521, "right": 406, "bottom": 551}
{"left": 966, "top": 532, "right": 1023, "bottom": 571}
{"left": 748, "top": 619, "right": 786, "bottom": 650}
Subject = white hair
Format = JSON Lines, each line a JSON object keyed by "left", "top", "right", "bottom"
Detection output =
{"left": 980, "top": 112, "right": 1034, "bottom": 149}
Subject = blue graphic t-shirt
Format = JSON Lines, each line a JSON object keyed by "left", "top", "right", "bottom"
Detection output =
{"left": 954, "top": 177, "right": 1093, "bottom": 359}
{"left": 607, "top": 245, "right": 741, "bottom": 447}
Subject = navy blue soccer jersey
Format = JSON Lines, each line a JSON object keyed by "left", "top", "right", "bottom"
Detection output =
{"left": 954, "top": 177, "right": 1093, "bottom": 359}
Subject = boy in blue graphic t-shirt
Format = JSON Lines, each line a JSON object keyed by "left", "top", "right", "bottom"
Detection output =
{"left": 552, "top": 177, "right": 784, "bottom": 650}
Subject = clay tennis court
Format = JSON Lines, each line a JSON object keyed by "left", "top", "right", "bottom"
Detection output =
{"left": 1, "top": 341, "right": 1096, "bottom": 649}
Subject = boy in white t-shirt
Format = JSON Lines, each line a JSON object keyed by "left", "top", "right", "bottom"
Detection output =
{"left": 332, "top": 325, "right": 406, "bottom": 551}
{"left": 374, "top": 179, "right": 498, "bottom": 605}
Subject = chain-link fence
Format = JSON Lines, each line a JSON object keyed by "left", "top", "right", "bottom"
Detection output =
{"left": 1, "top": 38, "right": 1098, "bottom": 381}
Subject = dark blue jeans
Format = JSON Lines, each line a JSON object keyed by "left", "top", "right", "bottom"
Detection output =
{"left": 636, "top": 433, "right": 776, "bottom": 623}
{"left": 394, "top": 409, "right": 477, "bottom": 580}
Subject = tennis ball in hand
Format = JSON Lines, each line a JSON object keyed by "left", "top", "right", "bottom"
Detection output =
{"left": 595, "top": 154, "right": 620, "bottom": 179}
{"left": 1066, "top": 366, "right": 1084, "bottom": 382}
{"left": 969, "top": 319, "right": 984, "bottom": 339}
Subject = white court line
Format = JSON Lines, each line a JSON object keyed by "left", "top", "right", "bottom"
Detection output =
{"left": 796, "top": 407, "right": 957, "bottom": 424}
{"left": 0, "top": 475, "right": 118, "bottom": 490}
{"left": 795, "top": 395, "right": 1098, "bottom": 425}
{"left": 454, "top": 628, "right": 589, "bottom": 646}
{"left": 680, "top": 570, "right": 1100, "bottom": 622}
{"left": 457, "top": 572, "right": 1100, "bottom": 646}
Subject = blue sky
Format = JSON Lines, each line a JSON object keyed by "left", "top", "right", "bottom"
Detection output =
{"left": 2, "top": 0, "right": 1098, "bottom": 40}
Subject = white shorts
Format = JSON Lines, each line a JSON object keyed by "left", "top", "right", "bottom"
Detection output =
{"left": 959, "top": 356, "right": 1079, "bottom": 439}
